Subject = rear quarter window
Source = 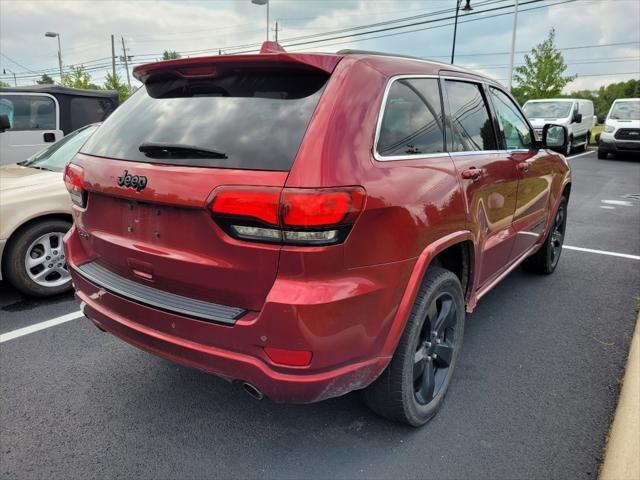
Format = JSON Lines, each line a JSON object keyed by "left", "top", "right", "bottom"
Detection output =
{"left": 80, "top": 70, "right": 328, "bottom": 171}
{"left": 376, "top": 78, "right": 445, "bottom": 158}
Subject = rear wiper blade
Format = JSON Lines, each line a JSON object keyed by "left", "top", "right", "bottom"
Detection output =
{"left": 139, "top": 142, "right": 228, "bottom": 159}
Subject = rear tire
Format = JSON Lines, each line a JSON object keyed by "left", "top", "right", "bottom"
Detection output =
{"left": 363, "top": 266, "right": 465, "bottom": 427}
{"left": 3, "top": 219, "right": 73, "bottom": 297}
{"left": 523, "top": 197, "right": 567, "bottom": 275}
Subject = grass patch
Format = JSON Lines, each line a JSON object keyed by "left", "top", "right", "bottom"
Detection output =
{"left": 591, "top": 124, "right": 603, "bottom": 145}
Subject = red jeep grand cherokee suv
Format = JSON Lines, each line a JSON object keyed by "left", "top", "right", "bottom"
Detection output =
{"left": 64, "top": 43, "right": 571, "bottom": 426}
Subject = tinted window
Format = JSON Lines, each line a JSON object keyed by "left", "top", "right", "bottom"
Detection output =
{"left": 489, "top": 88, "right": 533, "bottom": 150}
{"left": 377, "top": 78, "right": 444, "bottom": 157}
{"left": 70, "top": 97, "right": 115, "bottom": 130}
{"left": 445, "top": 81, "right": 496, "bottom": 152}
{"left": 22, "top": 125, "right": 97, "bottom": 172}
{"left": 81, "top": 71, "right": 328, "bottom": 171}
{"left": 0, "top": 94, "right": 56, "bottom": 131}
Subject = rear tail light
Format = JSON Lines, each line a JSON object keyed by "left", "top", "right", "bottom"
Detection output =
{"left": 210, "top": 186, "right": 365, "bottom": 246}
{"left": 63, "top": 163, "right": 86, "bottom": 208}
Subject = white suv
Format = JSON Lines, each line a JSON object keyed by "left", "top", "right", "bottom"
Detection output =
{"left": 523, "top": 98, "right": 594, "bottom": 156}
{"left": 598, "top": 98, "right": 640, "bottom": 159}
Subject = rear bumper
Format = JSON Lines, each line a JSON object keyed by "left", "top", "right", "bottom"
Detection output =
{"left": 66, "top": 227, "right": 412, "bottom": 403}
{"left": 74, "top": 273, "right": 387, "bottom": 403}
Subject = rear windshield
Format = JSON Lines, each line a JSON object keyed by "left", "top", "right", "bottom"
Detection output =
{"left": 80, "top": 70, "right": 328, "bottom": 170}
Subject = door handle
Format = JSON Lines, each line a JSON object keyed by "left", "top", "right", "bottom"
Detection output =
{"left": 461, "top": 168, "right": 483, "bottom": 180}
{"left": 517, "top": 162, "right": 530, "bottom": 173}
{"left": 43, "top": 132, "right": 55, "bottom": 143}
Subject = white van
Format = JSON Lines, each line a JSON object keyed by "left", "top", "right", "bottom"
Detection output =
{"left": 598, "top": 98, "right": 640, "bottom": 159}
{"left": 0, "top": 85, "right": 118, "bottom": 165}
{"left": 522, "top": 98, "right": 595, "bottom": 156}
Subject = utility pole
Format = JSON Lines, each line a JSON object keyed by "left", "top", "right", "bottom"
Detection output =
{"left": 273, "top": 20, "right": 280, "bottom": 42}
{"left": 111, "top": 34, "right": 116, "bottom": 81}
{"left": 507, "top": 0, "right": 519, "bottom": 92}
{"left": 121, "top": 36, "right": 132, "bottom": 92}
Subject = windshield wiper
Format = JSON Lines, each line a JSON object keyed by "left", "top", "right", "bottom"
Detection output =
{"left": 139, "top": 142, "right": 228, "bottom": 159}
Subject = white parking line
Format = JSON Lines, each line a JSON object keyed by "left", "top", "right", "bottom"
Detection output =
{"left": 0, "top": 311, "right": 84, "bottom": 343}
{"left": 568, "top": 151, "right": 594, "bottom": 159}
{"left": 1, "top": 244, "right": 638, "bottom": 343}
{"left": 564, "top": 245, "right": 640, "bottom": 260}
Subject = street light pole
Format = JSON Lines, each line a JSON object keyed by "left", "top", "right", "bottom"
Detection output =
{"left": 451, "top": 0, "right": 472, "bottom": 64}
{"left": 45, "top": 32, "right": 64, "bottom": 84}
{"left": 507, "top": 0, "right": 520, "bottom": 92}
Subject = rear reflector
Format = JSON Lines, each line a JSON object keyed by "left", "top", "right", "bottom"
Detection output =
{"left": 264, "top": 347, "right": 312, "bottom": 367}
{"left": 210, "top": 186, "right": 366, "bottom": 246}
{"left": 63, "top": 163, "right": 86, "bottom": 207}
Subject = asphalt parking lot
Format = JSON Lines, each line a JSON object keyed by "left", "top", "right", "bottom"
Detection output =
{"left": 1, "top": 149, "right": 638, "bottom": 480}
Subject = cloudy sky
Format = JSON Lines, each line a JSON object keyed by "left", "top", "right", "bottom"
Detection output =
{"left": 1, "top": 0, "right": 638, "bottom": 91}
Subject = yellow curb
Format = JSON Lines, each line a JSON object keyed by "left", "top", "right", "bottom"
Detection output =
{"left": 600, "top": 313, "right": 640, "bottom": 480}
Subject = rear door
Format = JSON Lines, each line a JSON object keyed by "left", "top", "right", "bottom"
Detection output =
{"left": 442, "top": 78, "right": 519, "bottom": 287}
{"left": 486, "top": 86, "right": 551, "bottom": 259}
{"left": 0, "top": 92, "right": 63, "bottom": 165}
{"left": 73, "top": 64, "right": 330, "bottom": 311}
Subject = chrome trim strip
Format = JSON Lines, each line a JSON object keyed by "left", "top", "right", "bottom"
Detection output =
{"left": 75, "top": 261, "right": 246, "bottom": 325}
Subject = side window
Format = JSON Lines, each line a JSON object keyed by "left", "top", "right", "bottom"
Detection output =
{"left": 70, "top": 98, "right": 115, "bottom": 130}
{"left": 0, "top": 97, "right": 14, "bottom": 128}
{"left": 377, "top": 78, "right": 444, "bottom": 158}
{"left": 488, "top": 87, "right": 533, "bottom": 150}
{"left": 0, "top": 95, "right": 56, "bottom": 131}
{"left": 444, "top": 80, "right": 496, "bottom": 152}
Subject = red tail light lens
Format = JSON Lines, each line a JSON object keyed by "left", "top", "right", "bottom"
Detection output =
{"left": 211, "top": 187, "right": 280, "bottom": 225}
{"left": 63, "top": 163, "right": 86, "bottom": 207}
{"left": 281, "top": 189, "right": 365, "bottom": 227}
{"left": 210, "top": 186, "right": 366, "bottom": 246}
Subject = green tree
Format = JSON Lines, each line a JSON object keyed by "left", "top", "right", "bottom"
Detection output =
{"left": 0, "top": 80, "right": 10, "bottom": 87}
{"left": 37, "top": 73, "right": 55, "bottom": 85}
{"left": 103, "top": 71, "right": 130, "bottom": 103}
{"left": 512, "top": 29, "right": 576, "bottom": 104}
{"left": 62, "top": 65, "right": 101, "bottom": 90}
{"left": 162, "top": 50, "right": 181, "bottom": 60}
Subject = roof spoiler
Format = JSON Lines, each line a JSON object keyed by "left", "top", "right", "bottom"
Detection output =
{"left": 133, "top": 42, "right": 342, "bottom": 84}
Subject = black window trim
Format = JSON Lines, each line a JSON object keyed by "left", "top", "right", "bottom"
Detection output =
{"left": 373, "top": 74, "right": 447, "bottom": 161}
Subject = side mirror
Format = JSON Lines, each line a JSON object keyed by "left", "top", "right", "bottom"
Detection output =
{"left": 572, "top": 112, "right": 582, "bottom": 124}
{"left": 597, "top": 114, "right": 605, "bottom": 124}
{"left": 542, "top": 124, "right": 568, "bottom": 153}
{"left": 0, "top": 113, "right": 10, "bottom": 133}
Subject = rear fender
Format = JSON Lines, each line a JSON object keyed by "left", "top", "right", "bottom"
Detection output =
{"left": 380, "top": 230, "right": 475, "bottom": 357}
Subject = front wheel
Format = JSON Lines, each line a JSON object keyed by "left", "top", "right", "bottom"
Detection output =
{"left": 597, "top": 149, "right": 608, "bottom": 159}
{"left": 363, "top": 266, "right": 465, "bottom": 426}
{"left": 564, "top": 137, "right": 572, "bottom": 156}
{"left": 523, "top": 197, "right": 567, "bottom": 274}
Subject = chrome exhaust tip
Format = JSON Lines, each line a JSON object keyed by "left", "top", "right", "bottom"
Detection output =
{"left": 241, "top": 382, "right": 264, "bottom": 400}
